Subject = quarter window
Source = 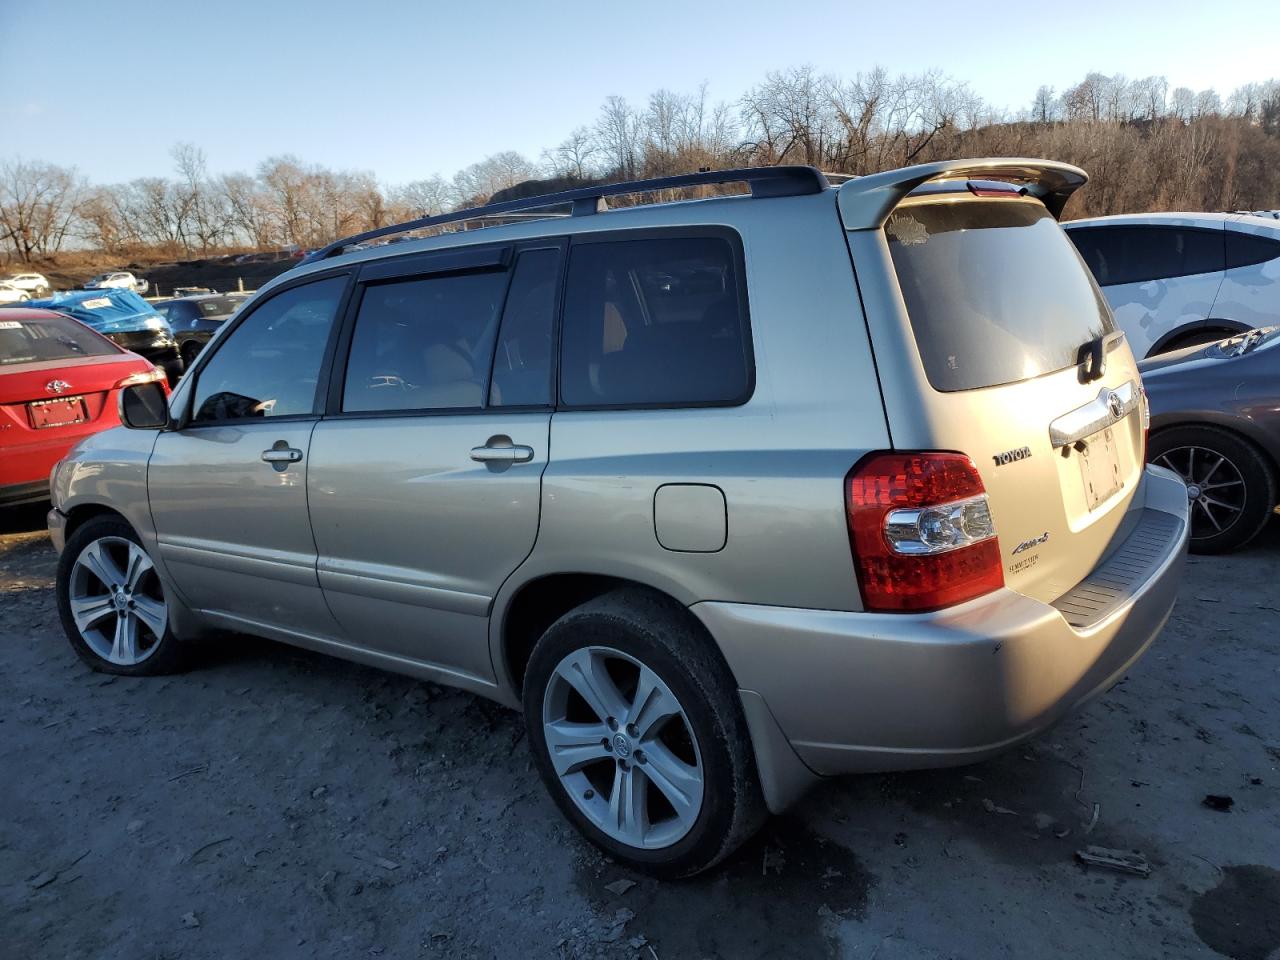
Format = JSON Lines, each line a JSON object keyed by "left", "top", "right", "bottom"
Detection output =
{"left": 1225, "top": 230, "right": 1280, "bottom": 270}
{"left": 342, "top": 268, "right": 508, "bottom": 413}
{"left": 1068, "top": 226, "right": 1224, "bottom": 286}
{"left": 559, "top": 235, "right": 751, "bottom": 407}
{"left": 191, "top": 275, "right": 346, "bottom": 423}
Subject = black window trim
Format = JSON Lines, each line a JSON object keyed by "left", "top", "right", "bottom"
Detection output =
{"left": 176, "top": 267, "right": 356, "bottom": 430}
{"left": 1069, "top": 223, "right": 1226, "bottom": 286}
{"left": 556, "top": 224, "right": 756, "bottom": 413}
{"left": 324, "top": 237, "right": 567, "bottom": 420}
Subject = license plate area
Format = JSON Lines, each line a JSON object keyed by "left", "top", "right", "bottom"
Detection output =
{"left": 28, "top": 395, "right": 89, "bottom": 429}
{"left": 1078, "top": 425, "right": 1123, "bottom": 510}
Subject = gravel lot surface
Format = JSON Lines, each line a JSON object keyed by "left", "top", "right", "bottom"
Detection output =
{"left": 2, "top": 503, "right": 1278, "bottom": 960}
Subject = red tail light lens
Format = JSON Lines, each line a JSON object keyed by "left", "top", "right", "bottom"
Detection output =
{"left": 114, "top": 368, "right": 170, "bottom": 393}
{"left": 846, "top": 452, "right": 1004, "bottom": 612}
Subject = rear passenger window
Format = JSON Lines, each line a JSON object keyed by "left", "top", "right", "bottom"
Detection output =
{"left": 559, "top": 235, "right": 751, "bottom": 407}
{"left": 1068, "top": 226, "right": 1223, "bottom": 285}
{"left": 1225, "top": 230, "right": 1280, "bottom": 270}
{"left": 342, "top": 269, "right": 508, "bottom": 413}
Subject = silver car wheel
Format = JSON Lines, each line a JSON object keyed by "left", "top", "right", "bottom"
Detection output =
{"left": 1153, "top": 445, "right": 1247, "bottom": 537}
{"left": 542, "top": 645, "right": 705, "bottom": 850}
{"left": 69, "top": 536, "right": 167, "bottom": 666}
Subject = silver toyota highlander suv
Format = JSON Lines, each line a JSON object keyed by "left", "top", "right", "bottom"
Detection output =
{"left": 48, "top": 159, "right": 1190, "bottom": 877}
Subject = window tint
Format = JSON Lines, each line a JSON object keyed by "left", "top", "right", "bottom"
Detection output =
{"left": 1225, "top": 230, "right": 1280, "bottom": 270}
{"left": 191, "top": 275, "right": 345, "bottom": 422}
{"left": 490, "top": 248, "right": 559, "bottom": 407}
{"left": 0, "top": 315, "right": 117, "bottom": 365}
{"left": 888, "top": 201, "right": 1112, "bottom": 392}
{"left": 1068, "top": 226, "right": 1223, "bottom": 286}
{"left": 560, "top": 236, "right": 750, "bottom": 407}
{"left": 342, "top": 268, "right": 507, "bottom": 413}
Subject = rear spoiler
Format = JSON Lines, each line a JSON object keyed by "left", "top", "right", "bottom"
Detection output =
{"left": 836, "top": 158, "right": 1088, "bottom": 230}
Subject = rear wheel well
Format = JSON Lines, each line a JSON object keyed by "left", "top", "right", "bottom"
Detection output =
{"left": 1149, "top": 320, "right": 1249, "bottom": 356}
{"left": 501, "top": 575, "right": 715, "bottom": 699}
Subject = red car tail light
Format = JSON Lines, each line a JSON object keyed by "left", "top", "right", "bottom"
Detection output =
{"left": 845, "top": 452, "right": 1004, "bottom": 612}
{"left": 114, "top": 368, "right": 170, "bottom": 393}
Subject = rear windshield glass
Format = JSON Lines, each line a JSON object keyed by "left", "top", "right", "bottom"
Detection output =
{"left": 886, "top": 200, "right": 1113, "bottom": 392}
{"left": 0, "top": 315, "right": 117, "bottom": 366}
{"left": 197, "top": 297, "right": 241, "bottom": 317}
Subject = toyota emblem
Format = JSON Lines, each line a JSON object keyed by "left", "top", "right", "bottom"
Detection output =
{"left": 1107, "top": 391, "right": 1124, "bottom": 420}
{"left": 46, "top": 379, "right": 71, "bottom": 395}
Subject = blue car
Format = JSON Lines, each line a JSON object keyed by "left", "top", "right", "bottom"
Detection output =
{"left": 22, "top": 288, "right": 183, "bottom": 383}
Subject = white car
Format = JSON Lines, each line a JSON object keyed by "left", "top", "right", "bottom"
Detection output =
{"left": 84, "top": 271, "right": 148, "bottom": 294}
{"left": 1064, "top": 212, "right": 1280, "bottom": 357}
{"left": 5, "top": 272, "right": 50, "bottom": 297}
{"left": 0, "top": 281, "right": 31, "bottom": 304}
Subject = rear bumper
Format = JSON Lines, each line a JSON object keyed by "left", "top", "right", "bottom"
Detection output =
{"left": 693, "top": 465, "right": 1189, "bottom": 807}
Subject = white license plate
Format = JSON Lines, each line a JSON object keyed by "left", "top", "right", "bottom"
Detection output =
{"left": 1078, "top": 425, "right": 1123, "bottom": 510}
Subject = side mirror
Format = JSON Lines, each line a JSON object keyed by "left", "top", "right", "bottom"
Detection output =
{"left": 119, "top": 381, "right": 172, "bottom": 430}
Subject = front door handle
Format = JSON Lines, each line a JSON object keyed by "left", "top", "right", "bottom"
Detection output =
{"left": 470, "top": 437, "right": 534, "bottom": 463}
{"left": 261, "top": 446, "right": 303, "bottom": 464}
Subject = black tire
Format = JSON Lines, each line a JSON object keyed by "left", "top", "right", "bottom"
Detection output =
{"left": 180, "top": 341, "right": 201, "bottom": 369}
{"left": 523, "top": 587, "right": 766, "bottom": 878}
{"left": 1148, "top": 425, "right": 1276, "bottom": 554}
{"left": 56, "top": 515, "right": 189, "bottom": 675}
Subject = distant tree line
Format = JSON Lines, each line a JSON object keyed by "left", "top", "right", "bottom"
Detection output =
{"left": 2, "top": 69, "right": 1278, "bottom": 263}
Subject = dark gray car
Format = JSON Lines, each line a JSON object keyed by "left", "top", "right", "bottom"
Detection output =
{"left": 153, "top": 294, "right": 248, "bottom": 368}
{"left": 1140, "top": 326, "right": 1280, "bottom": 552}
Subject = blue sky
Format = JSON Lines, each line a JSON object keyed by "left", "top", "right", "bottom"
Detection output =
{"left": 1, "top": 0, "right": 1272, "bottom": 185}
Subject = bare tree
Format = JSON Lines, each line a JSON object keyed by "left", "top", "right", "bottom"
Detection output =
{"left": 0, "top": 159, "right": 83, "bottom": 261}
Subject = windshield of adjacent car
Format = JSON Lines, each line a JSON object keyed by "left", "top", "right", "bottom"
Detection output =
{"left": 0, "top": 316, "right": 118, "bottom": 365}
{"left": 886, "top": 199, "right": 1113, "bottom": 392}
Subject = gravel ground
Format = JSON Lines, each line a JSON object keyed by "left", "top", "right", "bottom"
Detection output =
{"left": 2, "top": 503, "right": 1278, "bottom": 960}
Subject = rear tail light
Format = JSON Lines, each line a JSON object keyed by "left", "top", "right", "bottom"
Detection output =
{"left": 845, "top": 452, "right": 1004, "bottom": 612}
{"left": 114, "top": 368, "right": 170, "bottom": 393}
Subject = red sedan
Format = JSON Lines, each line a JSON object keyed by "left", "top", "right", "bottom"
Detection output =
{"left": 1, "top": 308, "right": 169, "bottom": 506}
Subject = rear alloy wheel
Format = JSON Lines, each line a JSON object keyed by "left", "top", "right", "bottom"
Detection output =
{"left": 542, "top": 645, "right": 705, "bottom": 849}
{"left": 524, "top": 588, "right": 766, "bottom": 877}
{"left": 1149, "top": 425, "right": 1276, "bottom": 553}
{"left": 56, "top": 516, "right": 188, "bottom": 674}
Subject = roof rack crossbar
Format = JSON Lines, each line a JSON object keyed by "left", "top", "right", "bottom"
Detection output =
{"left": 307, "top": 166, "right": 829, "bottom": 262}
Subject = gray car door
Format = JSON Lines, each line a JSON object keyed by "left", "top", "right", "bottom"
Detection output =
{"left": 148, "top": 273, "right": 351, "bottom": 641}
{"left": 306, "top": 241, "right": 562, "bottom": 686}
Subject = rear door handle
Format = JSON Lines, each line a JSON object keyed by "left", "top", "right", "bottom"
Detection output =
{"left": 470, "top": 442, "right": 534, "bottom": 463}
{"left": 261, "top": 446, "right": 303, "bottom": 464}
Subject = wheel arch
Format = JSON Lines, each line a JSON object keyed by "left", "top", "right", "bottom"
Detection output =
{"left": 494, "top": 572, "right": 729, "bottom": 706}
{"left": 1147, "top": 318, "right": 1251, "bottom": 357}
{"left": 1149, "top": 414, "right": 1280, "bottom": 479}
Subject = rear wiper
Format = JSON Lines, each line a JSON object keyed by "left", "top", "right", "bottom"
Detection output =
{"left": 1076, "top": 335, "right": 1106, "bottom": 384}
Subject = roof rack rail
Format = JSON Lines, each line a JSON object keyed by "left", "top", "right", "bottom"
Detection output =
{"left": 306, "top": 165, "right": 829, "bottom": 263}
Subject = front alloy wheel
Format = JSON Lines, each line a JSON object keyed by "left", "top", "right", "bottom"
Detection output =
{"left": 56, "top": 516, "right": 188, "bottom": 674}
{"left": 68, "top": 536, "right": 167, "bottom": 666}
